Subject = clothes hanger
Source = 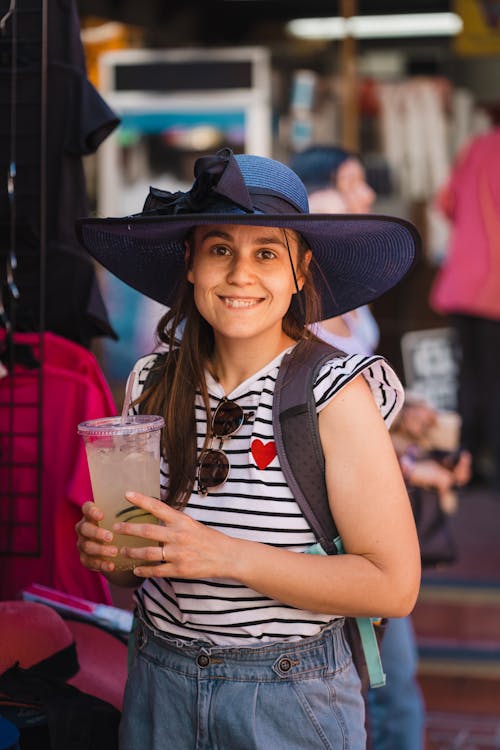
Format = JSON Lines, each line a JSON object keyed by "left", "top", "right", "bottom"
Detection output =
{"left": 0, "top": 0, "right": 38, "bottom": 371}
{"left": 0, "top": 1, "right": 16, "bottom": 33}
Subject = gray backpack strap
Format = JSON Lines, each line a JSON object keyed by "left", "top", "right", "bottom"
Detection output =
{"left": 273, "top": 339, "right": 345, "bottom": 555}
{"left": 273, "top": 338, "right": 387, "bottom": 691}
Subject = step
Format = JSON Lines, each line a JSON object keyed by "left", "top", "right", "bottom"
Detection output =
{"left": 413, "top": 578, "right": 500, "bottom": 643}
{"left": 425, "top": 710, "right": 500, "bottom": 750}
{"left": 417, "top": 637, "right": 500, "bottom": 679}
{"left": 419, "top": 577, "right": 500, "bottom": 605}
{"left": 413, "top": 578, "right": 500, "bottom": 718}
{"left": 419, "top": 672, "right": 500, "bottom": 716}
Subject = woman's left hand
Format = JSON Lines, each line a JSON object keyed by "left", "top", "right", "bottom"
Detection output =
{"left": 114, "top": 491, "right": 235, "bottom": 579}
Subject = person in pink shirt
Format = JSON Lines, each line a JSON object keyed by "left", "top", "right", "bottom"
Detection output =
{"left": 430, "top": 119, "right": 500, "bottom": 491}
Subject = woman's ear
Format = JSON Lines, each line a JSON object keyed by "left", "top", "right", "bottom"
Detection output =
{"left": 184, "top": 240, "right": 193, "bottom": 283}
{"left": 297, "top": 249, "right": 312, "bottom": 291}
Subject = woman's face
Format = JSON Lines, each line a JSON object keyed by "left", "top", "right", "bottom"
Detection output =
{"left": 335, "top": 158, "right": 376, "bottom": 214}
{"left": 186, "top": 224, "right": 310, "bottom": 346}
{"left": 308, "top": 187, "right": 347, "bottom": 214}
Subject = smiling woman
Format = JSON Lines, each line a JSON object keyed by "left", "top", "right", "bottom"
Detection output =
{"left": 74, "top": 147, "right": 421, "bottom": 750}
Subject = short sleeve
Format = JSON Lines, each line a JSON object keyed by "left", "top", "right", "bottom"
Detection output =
{"left": 57, "top": 64, "right": 120, "bottom": 156}
{"left": 313, "top": 353, "right": 404, "bottom": 428}
{"left": 78, "top": 75, "right": 121, "bottom": 154}
{"left": 128, "top": 354, "right": 160, "bottom": 408}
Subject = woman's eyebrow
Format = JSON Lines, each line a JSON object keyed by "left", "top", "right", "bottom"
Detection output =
{"left": 255, "top": 235, "right": 286, "bottom": 246}
{"left": 198, "top": 229, "right": 232, "bottom": 241}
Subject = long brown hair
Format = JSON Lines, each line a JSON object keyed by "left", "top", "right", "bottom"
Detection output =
{"left": 137, "top": 228, "right": 322, "bottom": 508}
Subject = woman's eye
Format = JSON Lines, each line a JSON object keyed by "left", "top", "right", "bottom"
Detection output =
{"left": 258, "top": 249, "right": 277, "bottom": 260}
{"left": 211, "top": 244, "right": 230, "bottom": 256}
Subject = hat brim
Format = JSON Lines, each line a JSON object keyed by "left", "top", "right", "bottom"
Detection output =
{"left": 76, "top": 212, "right": 419, "bottom": 321}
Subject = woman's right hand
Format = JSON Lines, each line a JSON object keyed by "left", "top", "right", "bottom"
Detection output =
{"left": 75, "top": 501, "right": 118, "bottom": 574}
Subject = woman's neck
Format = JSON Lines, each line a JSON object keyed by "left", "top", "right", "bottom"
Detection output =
{"left": 210, "top": 333, "right": 296, "bottom": 393}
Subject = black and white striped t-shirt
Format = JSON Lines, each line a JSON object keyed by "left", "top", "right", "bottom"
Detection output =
{"left": 129, "top": 344, "right": 404, "bottom": 645}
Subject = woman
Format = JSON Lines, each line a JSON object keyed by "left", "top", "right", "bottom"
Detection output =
{"left": 75, "top": 148, "right": 421, "bottom": 749}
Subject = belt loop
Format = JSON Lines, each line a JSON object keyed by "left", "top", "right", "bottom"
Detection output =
{"left": 136, "top": 621, "right": 147, "bottom": 651}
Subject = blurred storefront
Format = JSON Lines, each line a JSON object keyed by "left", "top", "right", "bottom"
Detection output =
{"left": 76, "top": 3, "right": 500, "bottom": 397}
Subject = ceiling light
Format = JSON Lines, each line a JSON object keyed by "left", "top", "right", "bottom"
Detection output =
{"left": 286, "top": 13, "right": 463, "bottom": 40}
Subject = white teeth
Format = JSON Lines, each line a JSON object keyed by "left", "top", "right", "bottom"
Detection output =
{"left": 223, "top": 297, "right": 259, "bottom": 308}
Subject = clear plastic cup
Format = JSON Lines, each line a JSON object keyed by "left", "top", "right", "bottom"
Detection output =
{"left": 77, "top": 415, "right": 165, "bottom": 570}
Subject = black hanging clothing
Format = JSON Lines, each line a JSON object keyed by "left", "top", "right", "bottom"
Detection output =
{"left": 0, "top": 0, "right": 120, "bottom": 347}
{"left": 0, "top": 657, "right": 121, "bottom": 750}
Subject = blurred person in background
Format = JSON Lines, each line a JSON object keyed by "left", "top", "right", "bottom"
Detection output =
{"left": 289, "top": 145, "right": 379, "bottom": 358}
{"left": 429, "top": 117, "right": 500, "bottom": 493}
{"left": 290, "top": 144, "right": 426, "bottom": 750}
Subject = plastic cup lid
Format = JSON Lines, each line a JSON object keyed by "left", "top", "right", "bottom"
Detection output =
{"left": 77, "top": 414, "right": 165, "bottom": 437}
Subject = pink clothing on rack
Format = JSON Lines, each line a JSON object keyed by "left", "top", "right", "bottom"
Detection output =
{"left": 0, "top": 331, "right": 117, "bottom": 603}
{"left": 430, "top": 127, "right": 500, "bottom": 320}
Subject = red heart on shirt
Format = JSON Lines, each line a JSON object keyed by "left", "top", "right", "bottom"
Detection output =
{"left": 251, "top": 439, "right": 277, "bottom": 469}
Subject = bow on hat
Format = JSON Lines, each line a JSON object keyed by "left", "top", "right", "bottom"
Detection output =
{"left": 141, "top": 148, "right": 255, "bottom": 216}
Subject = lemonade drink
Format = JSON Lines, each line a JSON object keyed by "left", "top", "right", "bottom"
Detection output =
{"left": 78, "top": 415, "right": 165, "bottom": 570}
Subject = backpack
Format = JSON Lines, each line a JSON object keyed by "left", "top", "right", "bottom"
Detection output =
{"left": 274, "top": 338, "right": 386, "bottom": 692}
{"left": 141, "top": 338, "right": 386, "bottom": 692}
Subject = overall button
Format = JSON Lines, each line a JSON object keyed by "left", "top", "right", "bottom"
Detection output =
{"left": 278, "top": 657, "right": 292, "bottom": 672}
{"left": 196, "top": 654, "right": 210, "bottom": 668}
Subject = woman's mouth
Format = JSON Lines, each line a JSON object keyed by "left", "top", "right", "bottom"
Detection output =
{"left": 220, "top": 296, "right": 262, "bottom": 309}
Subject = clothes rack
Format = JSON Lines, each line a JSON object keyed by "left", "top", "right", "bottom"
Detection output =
{"left": 0, "top": 0, "right": 47, "bottom": 557}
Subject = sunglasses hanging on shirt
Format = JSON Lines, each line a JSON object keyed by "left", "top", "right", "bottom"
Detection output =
{"left": 197, "top": 399, "right": 253, "bottom": 495}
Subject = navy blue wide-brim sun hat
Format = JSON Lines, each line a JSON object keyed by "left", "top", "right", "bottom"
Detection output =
{"left": 76, "top": 148, "right": 420, "bottom": 321}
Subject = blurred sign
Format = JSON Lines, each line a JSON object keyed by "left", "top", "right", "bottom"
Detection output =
{"left": 453, "top": 0, "right": 500, "bottom": 56}
{"left": 401, "top": 327, "right": 459, "bottom": 411}
{"left": 80, "top": 18, "right": 143, "bottom": 88}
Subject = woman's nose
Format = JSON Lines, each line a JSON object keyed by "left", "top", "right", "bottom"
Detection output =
{"left": 226, "top": 255, "right": 255, "bottom": 284}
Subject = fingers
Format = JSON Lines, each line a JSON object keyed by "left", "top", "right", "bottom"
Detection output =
{"left": 76, "top": 502, "right": 105, "bottom": 537}
{"left": 129, "top": 541, "right": 171, "bottom": 577}
{"left": 77, "top": 535, "right": 118, "bottom": 573}
{"left": 115, "top": 491, "right": 181, "bottom": 541}
{"left": 81, "top": 500, "right": 103, "bottom": 519}
{"left": 77, "top": 522, "right": 117, "bottom": 556}
{"left": 113, "top": 494, "right": 170, "bottom": 573}
{"left": 124, "top": 490, "right": 172, "bottom": 520}
{"left": 117, "top": 540, "right": 169, "bottom": 578}
{"left": 79, "top": 544, "right": 119, "bottom": 574}
{"left": 119, "top": 542, "right": 163, "bottom": 562}
{"left": 113, "top": 519, "right": 162, "bottom": 541}
{"left": 75, "top": 494, "right": 177, "bottom": 575}
{"left": 132, "top": 562, "right": 166, "bottom": 578}
{"left": 76, "top": 501, "right": 118, "bottom": 572}
{"left": 76, "top": 515, "right": 113, "bottom": 545}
